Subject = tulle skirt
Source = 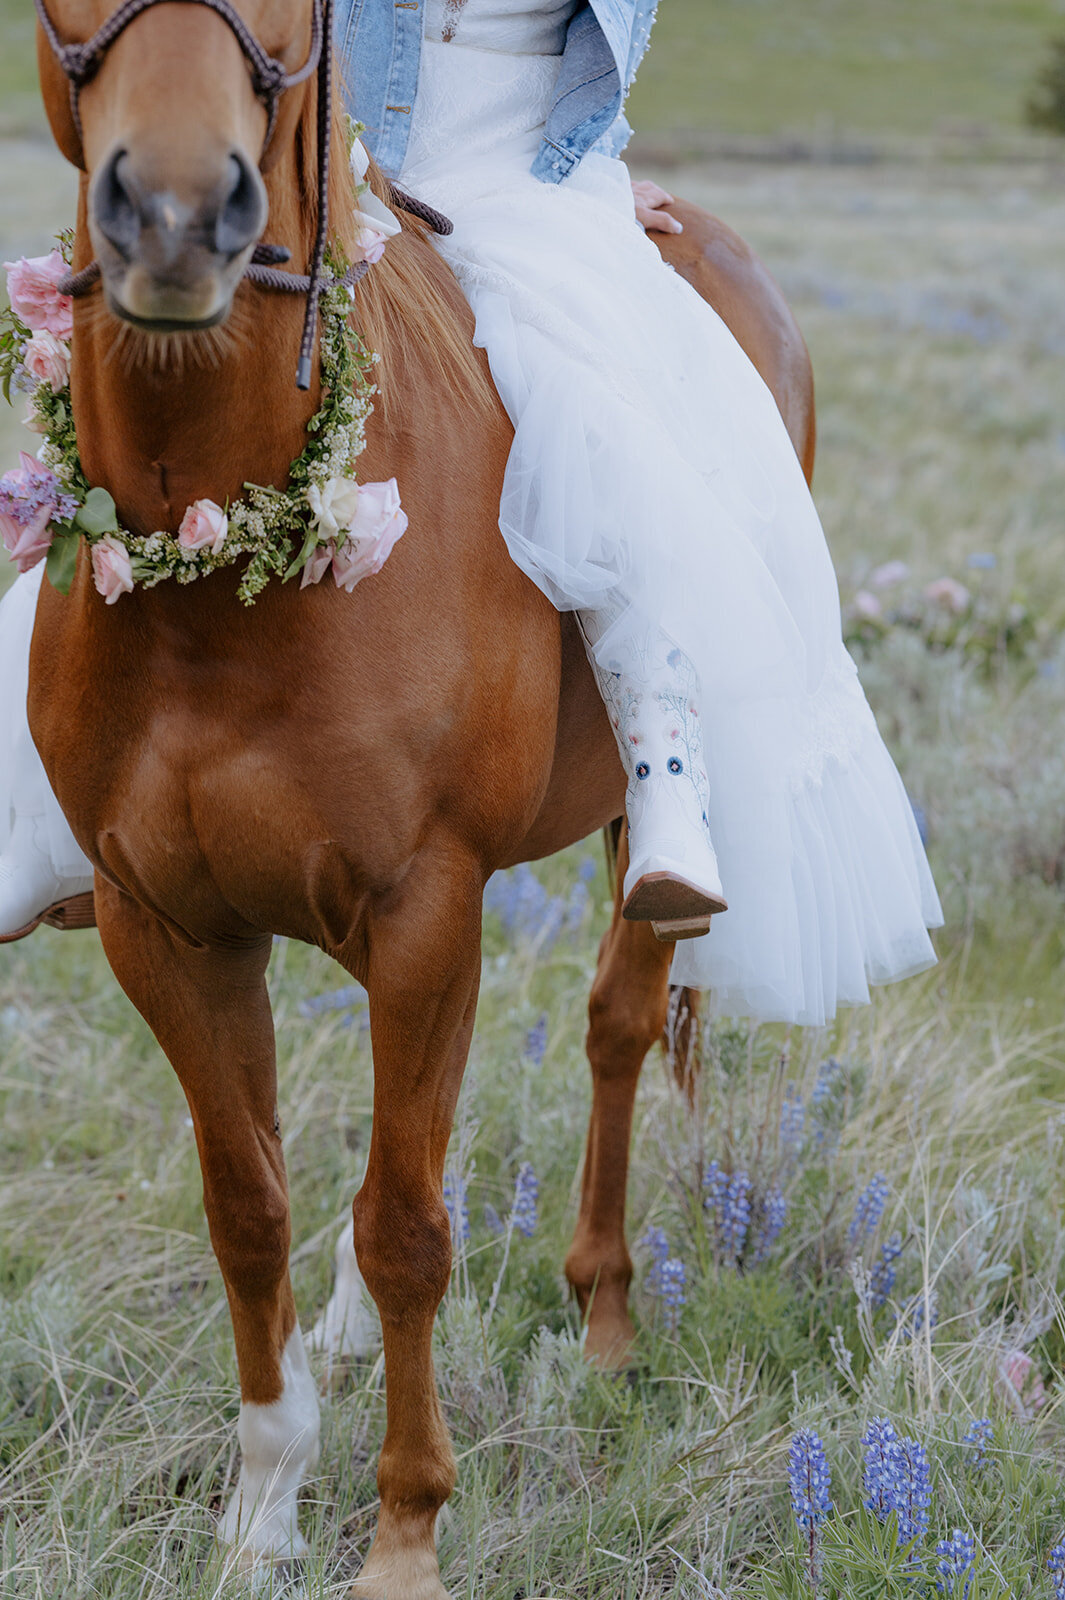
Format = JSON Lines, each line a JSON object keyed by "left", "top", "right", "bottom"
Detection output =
{"left": 400, "top": 41, "right": 942, "bottom": 1024}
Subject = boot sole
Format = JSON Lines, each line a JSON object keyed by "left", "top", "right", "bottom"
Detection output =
{"left": 0, "top": 891, "right": 97, "bottom": 944}
{"left": 622, "top": 873, "right": 727, "bottom": 941}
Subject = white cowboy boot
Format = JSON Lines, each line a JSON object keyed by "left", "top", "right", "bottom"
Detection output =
{"left": 579, "top": 605, "right": 727, "bottom": 941}
{"left": 0, "top": 809, "right": 95, "bottom": 942}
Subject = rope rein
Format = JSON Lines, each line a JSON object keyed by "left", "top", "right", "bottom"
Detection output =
{"left": 35, "top": 0, "right": 453, "bottom": 388}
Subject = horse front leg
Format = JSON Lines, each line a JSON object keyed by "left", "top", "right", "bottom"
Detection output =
{"left": 347, "top": 852, "right": 484, "bottom": 1600}
{"left": 565, "top": 821, "right": 678, "bottom": 1368}
{"left": 94, "top": 884, "right": 319, "bottom": 1571}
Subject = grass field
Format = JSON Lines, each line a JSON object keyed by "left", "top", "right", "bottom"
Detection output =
{"left": 3, "top": 3, "right": 1065, "bottom": 1598}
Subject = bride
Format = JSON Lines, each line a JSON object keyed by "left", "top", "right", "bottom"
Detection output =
{"left": 0, "top": 0, "right": 941, "bottom": 1026}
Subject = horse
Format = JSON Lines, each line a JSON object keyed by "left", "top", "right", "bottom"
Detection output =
{"left": 27, "top": 2, "right": 815, "bottom": 1593}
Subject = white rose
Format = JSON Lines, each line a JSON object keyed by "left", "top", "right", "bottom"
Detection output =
{"left": 307, "top": 476, "right": 361, "bottom": 540}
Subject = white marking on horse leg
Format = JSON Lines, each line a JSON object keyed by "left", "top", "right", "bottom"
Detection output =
{"left": 306, "top": 1223, "right": 381, "bottom": 1369}
{"left": 218, "top": 1325, "right": 320, "bottom": 1564}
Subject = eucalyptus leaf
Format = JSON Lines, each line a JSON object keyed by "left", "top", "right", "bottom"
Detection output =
{"left": 75, "top": 487, "right": 119, "bottom": 536}
{"left": 45, "top": 528, "right": 79, "bottom": 596}
{"left": 284, "top": 523, "right": 321, "bottom": 582}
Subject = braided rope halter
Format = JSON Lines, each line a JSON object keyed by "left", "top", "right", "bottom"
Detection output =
{"left": 32, "top": 0, "right": 452, "bottom": 389}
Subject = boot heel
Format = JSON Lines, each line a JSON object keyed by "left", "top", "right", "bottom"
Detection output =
{"left": 652, "top": 914, "right": 714, "bottom": 942}
{"left": 41, "top": 892, "right": 97, "bottom": 932}
{"left": 622, "top": 871, "right": 727, "bottom": 928}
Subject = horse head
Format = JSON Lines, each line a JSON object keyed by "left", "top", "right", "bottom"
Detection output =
{"left": 35, "top": 0, "right": 322, "bottom": 331}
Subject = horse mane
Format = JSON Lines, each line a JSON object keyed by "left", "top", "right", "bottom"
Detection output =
{"left": 293, "top": 75, "right": 496, "bottom": 423}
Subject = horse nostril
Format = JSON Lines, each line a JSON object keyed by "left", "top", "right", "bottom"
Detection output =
{"left": 94, "top": 148, "right": 140, "bottom": 261}
{"left": 215, "top": 151, "right": 267, "bottom": 259}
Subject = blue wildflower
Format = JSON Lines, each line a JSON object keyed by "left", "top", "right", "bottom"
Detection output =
{"left": 870, "top": 1231, "right": 904, "bottom": 1309}
{"left": 862, "top": 1416, "right": 902, "bottom": 1519}
{"left": 511, "top": 1162, "right": 539, "bottom": 1238}
{"left": 961, "top": 1418, "right": 992, "bottom": 1472}
{"left": 564, "top": 878, "right": 590, "bottom": 933}
{"left": 720, "top": 1171, "right": 752, "bottom": 1262}
{"left": 896, "top": 1437, "right": 933, "bottom": 1547}
{"left": 788, "top": 1429, "right": 832, "bottom": 1532}
{"left": 780, "top": 1083, "right": 805, "bottom": 1153}
{"left": 935, "top": 1530, "right": 975, "bottom": 1597}
{"left": 639, "top": 1225, "right": 671, "bottom": 1295}
{"left": 967, "top": 552, "right": 997, "bottom": 570}
{"left": 298, "top": 983, "right": 367, "bottom": 1024}
{"left": 849, "top": 1173, "right": 890, "bottom": 1245}
{"left": 1048, "top": 1539, "right": 1065, "bottom": 1600}
{"left": 703, "top": 1160, "right": 728, "bottom": 1214}
{"left": 524, "top": 1013, "right": 548, "bottom": 1066}
{"left": 752, "top": 1185, "right": 788, "bottom": 1264}
{"left": 577, "top": 856, "right": 597, "bottom": 883}
{"left": 442, "top": 1171, "right": 469, "bottom": 1246}
{"left": 483, "top": 1202, "right": 504, "bottom": 1237}
{"left": 899, "top": 1288, "right": 938, "bottom": 1342}
{"left": 659, "top": 1256, "right": 686, "bottom": 1333}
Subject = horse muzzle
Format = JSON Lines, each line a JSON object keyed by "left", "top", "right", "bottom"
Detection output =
{"left": 89, "top": 144, "right": 267, "bottom": 329}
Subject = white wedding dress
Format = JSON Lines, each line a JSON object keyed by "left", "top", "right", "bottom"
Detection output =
{"left": 0, "top": 0, "right": 942, "bottom": 1024}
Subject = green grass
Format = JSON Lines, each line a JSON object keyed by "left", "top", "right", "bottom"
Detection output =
{"left": 628, "top": 0, "right": 1065, "bottom": 148}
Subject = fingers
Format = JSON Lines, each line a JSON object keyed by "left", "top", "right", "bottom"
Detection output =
{"left": 636, "top": 203, "right": 684, "bottom": 235}
{"left": 631, "top": 178, "right": 684, "bottom": 235}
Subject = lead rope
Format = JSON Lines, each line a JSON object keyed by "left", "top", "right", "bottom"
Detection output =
{"left": 35, "top": 0, "right": 453, "bottom": 390}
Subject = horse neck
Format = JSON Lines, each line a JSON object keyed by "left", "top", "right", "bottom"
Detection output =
{"left": 69, "top": 146, "right": 329, "bottom": 542}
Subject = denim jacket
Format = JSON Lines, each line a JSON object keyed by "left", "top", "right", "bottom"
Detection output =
{"left": 334, "top": 0, "right": 657, "bottom": 183}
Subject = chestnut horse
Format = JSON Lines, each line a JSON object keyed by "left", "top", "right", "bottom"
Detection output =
{"left": 28, "top": 2, "right": 814, "bottom": 1593}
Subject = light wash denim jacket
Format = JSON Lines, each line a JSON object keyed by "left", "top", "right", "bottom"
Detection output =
{"left": 334, "top": 0, "right": 658, "bottom": 182}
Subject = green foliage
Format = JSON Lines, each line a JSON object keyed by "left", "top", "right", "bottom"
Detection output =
{"left": 1026, "top": 34, "right": 1065, "bottom": 133}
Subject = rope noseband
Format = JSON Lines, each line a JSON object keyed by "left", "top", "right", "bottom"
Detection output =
{"left": 33, "top": 0, "right": 452, "bottom": 389}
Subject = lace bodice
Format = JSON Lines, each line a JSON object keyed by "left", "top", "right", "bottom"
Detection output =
{"left": 425, "top": 0, "right": 580, "bottom": 55}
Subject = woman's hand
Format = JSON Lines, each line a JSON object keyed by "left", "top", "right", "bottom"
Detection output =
{"left": 632, "top": 179, "right": 683, "bottom": 235}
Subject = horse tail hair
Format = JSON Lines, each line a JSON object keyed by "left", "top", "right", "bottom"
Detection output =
{"left": 664, "top": 984, "right": 701, "bottom": 1104}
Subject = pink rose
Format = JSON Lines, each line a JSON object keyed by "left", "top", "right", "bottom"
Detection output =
{"left": 924, "top": 577, "right": 971, "bottom": 615}
{"left": 330, "top": 478, "right": 407, "bottom": 593}
{"left": 300, "top": 542, "right": 334, "bottom": 588}
{"left": 23, "top": 330, "right": 70, "bottom": 393}
{"left": 353, "top": 228, "right": 387, "bottom": 267}
{"left": 178, "top": 498, "right": 228, "bottom": 555}
{"left": 91, "top": 536, "right": 134, "bottom": 604}
{"left": 4, "top": 250, "right": 74, "bottom": 338}
{"left": 0, "top": 452, "right": 69, "bottom": 574}
{"left": 22, "top": 401, "right": 47, "bottom": 435}
{"left": 0, "top": 499, "right": 52, "bottom": 574}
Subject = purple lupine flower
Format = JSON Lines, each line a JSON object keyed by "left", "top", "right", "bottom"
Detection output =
{"left": 788, "top": 1429, "right": 832, "bottom": 1532}
{"left": 896, "top": 1437, "right": 933, "bottom": 1547}
{"left": 1048, "top": 1539, "right": 1065, "bottom": 1600}
{"left": 899, "top": 1288, "right": 938, "bottom": 1342}
{"left": 577, "top": 856, "right": 597, "bottom": 883}
{"left": 659, "top": 1256, "right": 686, "bottom": 1333}
{"left": 849, "top": 1173, "right": 890, "bottom": 1245}
{"left": 862, "top": 1416, "right": 902, "bottom": 1519}
{"left": 524, "top": 1013, "right": 548, "bottom": 1066}
{"left": 703, "top": 1160, "right": 728, "bottom": 1214}
{"left": 961, "top": 1418, "right": 992, "bottom": 1472}
{"left": 442, "top": 1171, "right": 469, "bottom": 1246}
{"left": 511, "top": 1162, "right": 539, "bottom": 1238}
{"left": 752, "top": 1185, "right": 788, "bottom": 1264}
{"left": 870, "top": 1231, "right": 904, "bottom": 1309}
{"left": 639, "top": 1225, "right": 670, "bottom": 1295}
{"left": 780, "top": 1083, "right": 805, "bottom": 1153}
{"left": 298, "top": 984, "right": 367, "bottom": 1027}
{"left": 935, "top": 1530, "right": 975, "bottom": 1597}
{"left": 720, "top": 1171, "right": 752, "bottom": 1262}
{"left": 483, "top": 1202, "right": 504, "bottom": 1237}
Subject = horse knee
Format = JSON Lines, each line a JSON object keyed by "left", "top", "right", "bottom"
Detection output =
{"left": 587, "top": 979, "right": 668, "bottom": 1077}
{"left": 202, "top": 1159, "right": 291, "bottom": 1306}
{"left": 352, "top": 1182, "right": 451, "bottom": 1323}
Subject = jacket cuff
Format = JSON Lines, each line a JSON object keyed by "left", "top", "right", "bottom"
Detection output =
{"left": 530, "top": 138, "right": 578, "bottom": 184}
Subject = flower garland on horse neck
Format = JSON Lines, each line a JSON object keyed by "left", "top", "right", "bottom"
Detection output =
{"left": 0, "top": 224, "right": 406, "bottom": 606}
